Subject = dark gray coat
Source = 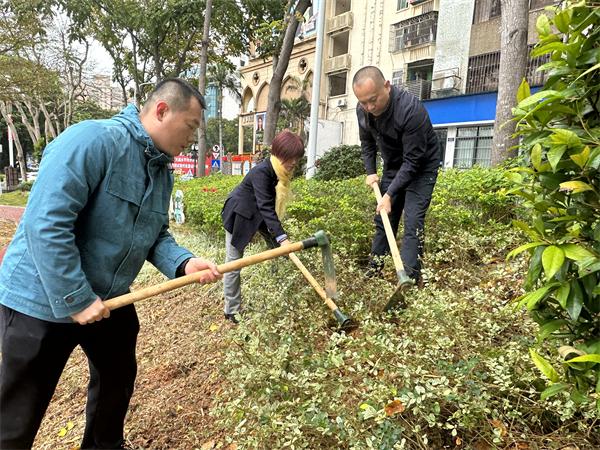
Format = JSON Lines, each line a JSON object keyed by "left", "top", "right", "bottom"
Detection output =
{"left": 356, "top": 85, "right": 442, "bottom": 197}
{"left": 221, "top": 158, "right": 285, "bottom": 251}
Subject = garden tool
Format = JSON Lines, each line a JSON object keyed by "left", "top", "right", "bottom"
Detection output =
{"left": 288, "top": 252, "right": 358, "bottom": 332}
{"left": 370, "top": 183, "right": 414, "bottom": 311}
{"left": 104, "top": 230, "right": 334, "bottom": 311}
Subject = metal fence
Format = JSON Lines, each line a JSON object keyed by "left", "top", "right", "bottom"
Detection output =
{"left": 466, "top": 45, "right": 550, "bottom": 94}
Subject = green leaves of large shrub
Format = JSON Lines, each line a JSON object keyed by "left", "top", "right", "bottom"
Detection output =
{"left": 314, "top": 144, "right": 365, "bottom": 181}
{"left": 509, "top": 0, "right": 600, "bottom": 406}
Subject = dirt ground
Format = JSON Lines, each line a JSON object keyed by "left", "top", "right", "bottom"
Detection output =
{"left": 0, "top": 217, "right": 234, "bottom": 449}
{"left": 32, "top": 280, "right": 236, "bottom": 450}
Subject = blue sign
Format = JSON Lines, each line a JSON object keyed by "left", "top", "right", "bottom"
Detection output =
{"left": 211, "top": 159, "right": 221, "bottom": 169}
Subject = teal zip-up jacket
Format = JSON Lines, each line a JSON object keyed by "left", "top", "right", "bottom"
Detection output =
{"left": 0, "top": 105, "right": 193, "bottom": 322}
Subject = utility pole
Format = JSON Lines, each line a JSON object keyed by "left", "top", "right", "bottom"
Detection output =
{"left": 306, "top": 0, "right": 326, "bottom": 179}
{"left": 196, "top": 0, "right": 213, "bottom": 177}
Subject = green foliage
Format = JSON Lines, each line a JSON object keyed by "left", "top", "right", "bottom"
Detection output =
{"left": 182, "top": 168, "right": 598, "bottom": 447}
{"left": 314, "top": 145, "right": 365, "bottom": 181}
{"left": 179, "top": 166, "right": 516, "bottom": 264}
{"left": 15, "top": 180, "right": 33, "bottom": 191}
{"left": 72, "top": 100, "right": 116, "bottom": 123}
{"left": 509, "top": 1, "right": 600, "bottom": 406}
{"left": 32, "top": 137, "right": 45, "bottom": 162}
{"left": 175, "top": 174, "right": 242, "bottom": 237}
{"left": 206, "top": 117, "right": 239, "bottom": 155}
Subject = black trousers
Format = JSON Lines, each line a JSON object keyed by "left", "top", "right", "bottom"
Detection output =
{"left": 0, "top": 304, "right": 139, "bottom": 449}
{"left": 371, "top": 170, "right": 438, "bottom": 280}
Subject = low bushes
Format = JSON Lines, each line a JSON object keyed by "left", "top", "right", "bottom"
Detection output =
{"left": 177, "top": 166, "right": 516, "bottom": 263}
{"left": 314, "top": 145, "right": 365, "bottom": 181}
{"left": 176, "top": 167, "right": 598, "bottom": 447}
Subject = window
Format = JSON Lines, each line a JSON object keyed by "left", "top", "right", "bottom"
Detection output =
{"left": 331, "top": 30, "right": 350, "bottom": 57}
{"left": 392, "top": 70, "right": 404, "bottom": 87}
{"left": 335, "top": 0, "right": 351, "bottom": 15}
{"left": 453, "top": 126, "right": 493, "bottom": 168}
{"left": 434, "top": 128, "right": 448, "bottom": 163}
{"left": 390, "top": 11, "right": 438, "bottom": 52}
{"left": 329, "top": 71, "right": 347, "bottom": 96}
{"left": 473, "top": 0, "right": 501, "bottom": 23}
{"left": 398, "top": 0, "right": 409, "bottom": 9}
{"left": 466, "top": 45, "right": 551, "bottom": 94}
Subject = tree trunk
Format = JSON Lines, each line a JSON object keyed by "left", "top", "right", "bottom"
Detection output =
{"left": 491, "top": 0, "right": 529, "bottom": 166}
{"left": 0, "top": 102, "right": 28, "bottom": 181}
{"left": 196, "top": 0, "right": 213, "bottom": 177}
{"left": 15, "top": 101, "right": 40, "bottom": 145}
{"left": 263, "top": 0, "right": 311, "bottom": 146}
{"left": 39, "top": 100, "right": 57, "bottom": 139}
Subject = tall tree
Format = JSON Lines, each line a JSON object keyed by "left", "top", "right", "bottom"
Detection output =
{"left": 60, "top": 0, "right": 247, "bottom": 105}
{"left": 258, "top": 0, "right": 312, "bottom": 146}
{"left": 491, "top": 0, "right": 529, "bottom": 165}
{"left": 207, "top": 61, "right": 241, "bottom": 157}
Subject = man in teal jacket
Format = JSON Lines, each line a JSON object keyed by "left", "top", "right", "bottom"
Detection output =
{"left": 0, "top": 78, "right": 221, "bottom": 449}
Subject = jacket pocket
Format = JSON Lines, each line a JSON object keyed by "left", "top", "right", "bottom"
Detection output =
{"left": 106, "top": 173, "right": 145, "bottom": 206}
{"left": 234, "top": 204, "right": 254, "bottom": 220}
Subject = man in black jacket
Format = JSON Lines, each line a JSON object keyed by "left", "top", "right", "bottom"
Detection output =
{"left": 353, "top": 66, "right": 442, "bottom": 283}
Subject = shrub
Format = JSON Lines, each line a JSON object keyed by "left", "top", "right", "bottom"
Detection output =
{"left": 508, "top": 1, "right": 600, "bottom": 407}
{"left": 16, "top": 181, "right": 34, "bottom": 192}
{"left": 177, "top": 167, "right": 515, "bottom": 265}
{"left": 314, "top": 145, "right": 365, "bottom": 181}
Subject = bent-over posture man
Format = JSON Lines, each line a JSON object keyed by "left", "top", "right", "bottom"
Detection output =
{"left": 353, "top": 66, "right": 442, "bottom": 283}
{"left": 0, "top": 78, "right": 221, "bottom": 449}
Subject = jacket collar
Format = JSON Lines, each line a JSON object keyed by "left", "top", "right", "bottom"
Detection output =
{"left": 113, "top": 104, "right": 173, "bottom": 166}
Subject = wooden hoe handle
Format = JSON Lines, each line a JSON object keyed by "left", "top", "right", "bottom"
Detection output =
{"left": 371, "top": 183, "right": 405, "bottom": 273}
{"left": 288, "top": 252, "right": 339, "bottom": 312}
{"left": 105, "top": 240, "right": 308, "bottom": 310}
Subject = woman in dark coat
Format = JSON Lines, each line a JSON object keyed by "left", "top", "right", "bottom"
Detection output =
{"left": 221, "top": 130, "right": 304, "bottom": 323}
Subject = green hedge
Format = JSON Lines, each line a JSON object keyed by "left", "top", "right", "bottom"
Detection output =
{"left": 176, "top": 167, "right": 517, "bottom": 262}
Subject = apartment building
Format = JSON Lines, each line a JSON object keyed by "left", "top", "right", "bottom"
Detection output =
{"left": 84, "top": 74, "right": 123, "bottom": 111}
{"left": 238, "top": 0, "right": 556, "bottom": 167}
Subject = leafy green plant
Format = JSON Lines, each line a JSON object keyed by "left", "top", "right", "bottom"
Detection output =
{"left": 314, "top": 145, "right": 365, "bottom": 181}
{"left": 508, "top": 0, "right": 600, "bottom": 407}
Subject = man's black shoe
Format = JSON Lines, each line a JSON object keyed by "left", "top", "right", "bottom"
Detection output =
{"left": 224, "top": 313, "right": 240, "bottom": 324}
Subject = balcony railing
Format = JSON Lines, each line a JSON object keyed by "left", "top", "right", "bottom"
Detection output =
{"left": 405, "top": 79, "right": 432, "bottom": 100}
{"left": 324, "top": 54, "right": 352, "bottom": 73}
{"left": 327, "top": 11, "right": 353, "bottom": 34}
{"left": 466, "top": 45, "right": 550, "bottom": 94}
{"left": 390, "top": 11, "right": 438, "bottom": 52}
{"left": 431, "top": 68, "right": 461, "bottom": 98}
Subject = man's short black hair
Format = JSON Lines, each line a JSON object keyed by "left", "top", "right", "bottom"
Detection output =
{"left": 144, "top": 78, "right": 206, "bottom": 112}
{"left": 352, "top": 66, "right": 386, "bottom": 87}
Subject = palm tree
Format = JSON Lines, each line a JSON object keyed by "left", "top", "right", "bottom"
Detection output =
{"left": 280, "top": 75, "right": 311, "bottom": 142}
{"left": 207, "top": 62, "right": 241, "bottom": 157}
{"left": 280, "top": 97, "right": 310, "bottom": 139}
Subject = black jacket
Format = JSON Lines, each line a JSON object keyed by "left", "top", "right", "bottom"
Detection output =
{"left": 357, "top": 85, "right": 442, "bottom": 197}
{"left": 221, "top": 158, "right": 285, "bottom": 251}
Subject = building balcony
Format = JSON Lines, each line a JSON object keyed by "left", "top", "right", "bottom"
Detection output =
{"left": 327, "top": 11, "right": 353, "bottom": 34}
{"left": 405, "top": 79, "right": 432, "bottom": 100}
{"left": 325, "top": 54, "right": 352, "bottom": 74}
{"left": 431, "top": 68, "right": 462, "bottom": 98}
{"left": 411, "top": 0, "right": 439, "bottom": 15}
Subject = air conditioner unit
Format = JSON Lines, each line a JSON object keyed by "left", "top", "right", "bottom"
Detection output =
{"left": 337, "top": 98, "right": 347, "bottom": 108}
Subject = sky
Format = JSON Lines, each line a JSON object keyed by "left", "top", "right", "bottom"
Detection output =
{"left": 89, "top": 42, "right": 240, "bottom": 120}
